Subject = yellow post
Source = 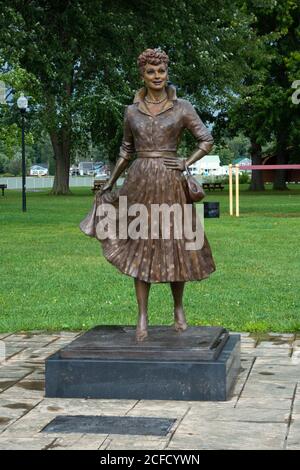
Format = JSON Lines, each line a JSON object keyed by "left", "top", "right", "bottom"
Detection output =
{"left": 235, "top": 164, "right": 240, "bottom": 217}
{"left": 229, "top": 164, "right": 233, "bottom": 215}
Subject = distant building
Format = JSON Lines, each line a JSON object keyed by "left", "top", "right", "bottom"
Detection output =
{"left": 189, "top": 155, "right": 228, "bottom": 176}
{"left": 29, "top": 164, "right": 48, "bottom": 176}
{"left": 233, "top": 157, "right": 251, "bottom": 167}
{"left": 78, "top": 161, "right": 104, "bottom": 176}
{"left": 232, "top": 157, "right": 252, "bottom": 174}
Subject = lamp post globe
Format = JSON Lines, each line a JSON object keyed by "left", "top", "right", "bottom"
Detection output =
{"left": 17, "top": 93, "right": 28, "bottom": 111}
{"left": 17, "top": 93, "right": 28, "bottom": 212}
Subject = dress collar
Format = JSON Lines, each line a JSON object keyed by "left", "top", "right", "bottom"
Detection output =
{"left": 133, "top": 84, "right": 177, "bottom": 116}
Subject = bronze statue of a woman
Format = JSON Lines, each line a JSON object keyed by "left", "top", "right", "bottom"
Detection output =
{"left": 80, "top": 48, "right": 216, "bottom": 342}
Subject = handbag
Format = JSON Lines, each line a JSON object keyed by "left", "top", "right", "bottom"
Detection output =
{"left": 184, "top": 162, "right": 206, "bottom": 203}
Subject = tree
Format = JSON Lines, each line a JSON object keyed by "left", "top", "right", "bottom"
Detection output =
{"left": 213, "top": 134, "right": 251, "bottom": 165}
{"left": 0, "top": 0, "right": 258, "bottom": 194}
{"left": 221, "top": 0, "right": 300, "bottom": 191}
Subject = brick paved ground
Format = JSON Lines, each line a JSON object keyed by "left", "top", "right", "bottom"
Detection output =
{"left": 0, "top": 331, "right": 299, "bottom": 450}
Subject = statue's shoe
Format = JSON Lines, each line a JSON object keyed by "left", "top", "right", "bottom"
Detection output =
{"left": 135, "top": 328, "right": 148, "bottom": 342}
{"left": 174, "top": 321, "right": 188, "bottom": 332}
{"left": 174, "top": 313, "right": 188, "bottom": 332}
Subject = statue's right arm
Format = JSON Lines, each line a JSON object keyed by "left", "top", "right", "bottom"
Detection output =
{"left": 101, "top": 106, "right": 135, "bottom": 194}
{"left": 101, "top": 157, "right": 130, "bottom": 192}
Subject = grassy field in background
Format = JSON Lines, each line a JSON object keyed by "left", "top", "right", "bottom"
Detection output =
{"left": 0, "top": 184, "right": 300, "bottom": 333}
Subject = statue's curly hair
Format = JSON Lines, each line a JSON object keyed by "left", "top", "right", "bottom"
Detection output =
{"left": 137, "top": 48, "right": 169, "bottom": 75}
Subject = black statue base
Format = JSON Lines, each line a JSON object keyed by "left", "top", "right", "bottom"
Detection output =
{"left": 45, "top": 326, "right": 241, "bottom": 401}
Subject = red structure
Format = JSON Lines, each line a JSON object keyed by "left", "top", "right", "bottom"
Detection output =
{"left": 239, "top": 156, "right": 300, "bottom": 183}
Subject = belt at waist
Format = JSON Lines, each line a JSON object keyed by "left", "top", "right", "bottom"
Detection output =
{"left": 137, "top": 151, "right": 177, "bottom": 158}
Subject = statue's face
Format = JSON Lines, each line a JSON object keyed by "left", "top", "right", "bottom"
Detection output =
{"left": 142, "top": 62, "right": 168, "bottom": 91}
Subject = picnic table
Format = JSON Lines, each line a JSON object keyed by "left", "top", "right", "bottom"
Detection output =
{"left": 202, "top": 182, "right": 224, "bottom": 191}
{"left": 0, "top": 184, "right": 7, "bottom": 196}
{"left": 92, "top": 179, "right": 110, "bottom": 193}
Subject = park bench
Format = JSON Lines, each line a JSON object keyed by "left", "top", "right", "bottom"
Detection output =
{"left": 202, "top": 182, "right": 224, "bottom": 191}
{"left": 92, "top": 179, "right": 110, "bottom": 193}
{"left": 0, "top": 184, "right": 7, "bottom": 196}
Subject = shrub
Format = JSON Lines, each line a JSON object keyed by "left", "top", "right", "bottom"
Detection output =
{"left": 239, "top": 172, "right": 251, "bottom": 184}
{"left": 201, "top": 172, "right": 250, "bottom": 184}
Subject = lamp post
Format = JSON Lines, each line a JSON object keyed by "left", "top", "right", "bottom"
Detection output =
{"left": 17, "top": 93, "right": 28, "bottom": 212}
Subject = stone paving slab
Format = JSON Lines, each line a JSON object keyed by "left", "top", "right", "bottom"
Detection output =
{"left": 0, "top": 368, "right": 34, "bottom": 379}
{"left": 268, "top": 333, "right": 295, "bottom": 338}
{"left": 285, "top": 421, "right": 300, "bottom": 450}
{"left": 0, "top": 436, "right": 56, "bottom": 450}
{"left": 0, "top": 334, "right": 12, "bottom": 340}
{"left": 240, "top": 379, "right": 296, "bottom": 399}
{"left": 100, "top": 435, "right": 168, "bottom": 450}
{"left": 32, "top": 398, "right": 138, "bottom": 416}
{"left": 0, "top": 331, "right": 299, "bottom": 450}
{"left": 241, "top": 348, "right": 292, "bottom": 357}
{"left": 249, "top": 366, "right": 300, "bottom": 383}
{"left": 291, "top": 397, "right": 300, "bottom": 414}
{"left": 168, "top": 422, "right": 288, "bottom": 450}
{"left": 234, "top": 397, "right": 293, "bottom": 410}
{"left": 127, "top": 400, "right": 191, "bottom": 418}
{"left": 255, "top": 356, "right": 299, "bottom": 366}
{"left": 179, "top": 407, "right": 290, "bottom": 426}
{"left": 48, "top": 434, "right": 107, "bottom": 450}
{"left": 256, "top": 341, "right": 292, "bottom": 349}
{"left": 3, "top": 335, "right": 60, "bottom": 344}
{"left": 0, "top": 381, "right": 45, "bottom": 400}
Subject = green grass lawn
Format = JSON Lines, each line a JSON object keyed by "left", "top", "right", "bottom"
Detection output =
{"left": 1, "top": 184, "right": 300, "bottom": 333}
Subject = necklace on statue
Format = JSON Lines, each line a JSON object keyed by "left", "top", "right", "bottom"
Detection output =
{"left": 145, "top": 94, "right": 168, "bottom": 104}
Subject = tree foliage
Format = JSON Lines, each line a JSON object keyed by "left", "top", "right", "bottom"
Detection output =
{"left": 219, "top": 0, "right": 300, "bottom": 190}
{"left": 0, "top": 0, "right": 258, "bottom": 193}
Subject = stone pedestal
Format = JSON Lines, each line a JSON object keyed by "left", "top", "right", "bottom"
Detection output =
{"left": 45, "top": 326, "right": 240, "bottom": 401}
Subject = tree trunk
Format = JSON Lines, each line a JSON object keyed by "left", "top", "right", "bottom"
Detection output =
{"left": 273, "top": 146, "right": 289, "bottom": 191}
{"left": 248, "top": 141, "right": 265, "bottom": 191}
{"left": 50, "top": 128, "right": 72, "bottom": 195}
{"left": 47, "top": 77, "right": 73, "bottom": 195}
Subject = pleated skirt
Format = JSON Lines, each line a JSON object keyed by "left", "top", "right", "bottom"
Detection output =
{"left": 86, "top": 156, "right": 216, "bottom": 283}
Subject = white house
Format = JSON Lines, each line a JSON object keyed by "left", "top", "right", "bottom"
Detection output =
{"left": 189, "top": 155, "right": 252, "bottom": 176}
{"left": 29, "top": 165, "right": 48, "bottom": 176}
{"left": 233, "top": 157, "right": 251, "bottom": 167}
{"left": 218, "top": 165, "right": 230, "bottom": 176}
{"left": 232, "top": 157, "right": 252, "bottom": 174}
{"left": 78, "top": 161, "right": 104, "bottom": 176}
{"left": 189, "top": 155, "right": 224, "bottom": 176}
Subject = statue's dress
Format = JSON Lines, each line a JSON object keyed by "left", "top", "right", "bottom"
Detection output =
{"left": 80, "top": 85, "right": 216, "bottom": 283}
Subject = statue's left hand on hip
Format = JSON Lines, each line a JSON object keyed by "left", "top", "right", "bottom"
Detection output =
{"left": 163, "top": 157, "right": 185, "bottom": 171}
